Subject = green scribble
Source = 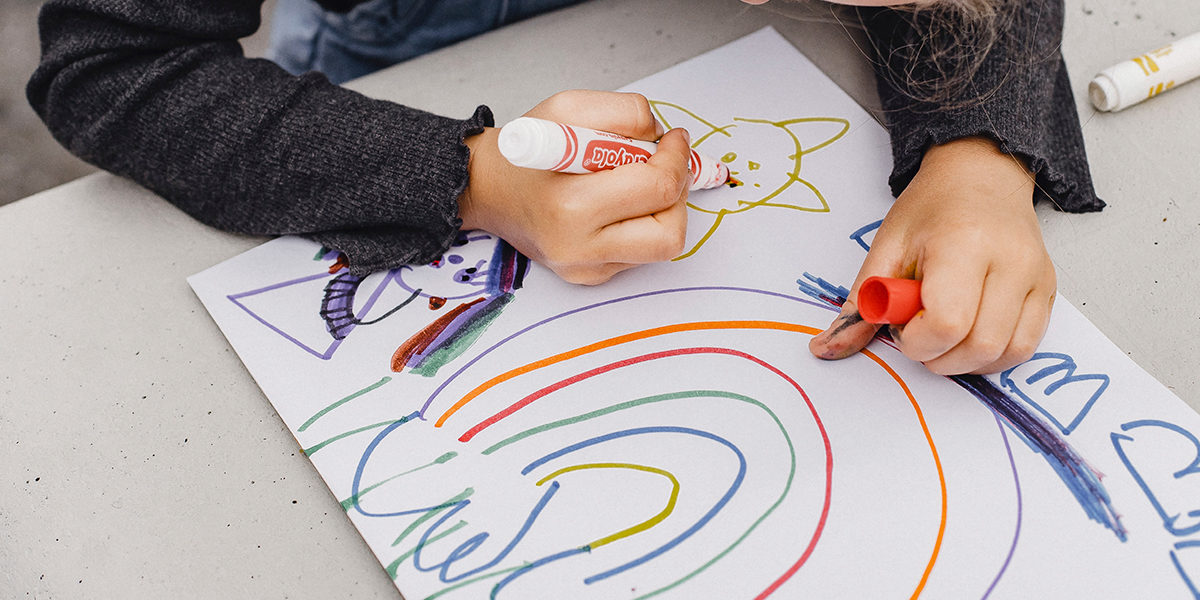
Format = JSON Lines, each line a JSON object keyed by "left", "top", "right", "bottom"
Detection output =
{"left": 304, "top": 419, "right": 395, "bottom": 456}
{"left": 479, "top": 389, "right": 797, "bottom": 599}
{"left": 387, "top": 487, "right": 474, "bottom": 549}
{"left": 387, "top": 519, "right": 469, "bottom": 577}
{"left": 299, "top": 376, "right": 392, "bottom": 432}
{"left": 411, "top": 295, "right": 514, "bottom": 378}
{"left": 340, "top": 454, "right": 461, "bottom": 512}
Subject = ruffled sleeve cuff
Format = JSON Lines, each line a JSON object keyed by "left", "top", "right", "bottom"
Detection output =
{"left": 310, "top": 104, "right": 494, "bottom": 276}
{"left": 861, "top": 2, "right": 1104, "bottom": 214}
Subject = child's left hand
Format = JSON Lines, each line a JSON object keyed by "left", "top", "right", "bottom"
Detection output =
{"left": 809, "top": 136, "right": 1057, "bottom": 375}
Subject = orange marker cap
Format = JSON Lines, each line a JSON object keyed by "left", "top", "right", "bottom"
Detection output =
{"left": 857, "top": 276, "right": 923, "bottom": 325}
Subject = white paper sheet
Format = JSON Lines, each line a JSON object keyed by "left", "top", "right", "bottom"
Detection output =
{"left": 189, "top": 28, "right": 1200, "bottom": 599}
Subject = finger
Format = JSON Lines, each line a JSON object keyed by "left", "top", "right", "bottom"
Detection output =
{"left": 920, "top": 271, "right": 1029, "bottom": 375}
{"left": 809, "top": 231, "right": 906, "bottom": 360}
{"left": 571, "top": 128, "right": 691, "bottom": 225}
{"left": 591, "top": 194, "right": 688, "bottom": 264}
{"left": 529, "top": 90, "right": 663, "bottom": 141}
{"left": 555, "top": 262, "right": 638, "bottom": 286}
{"left": 808, "top": 305, "right": 879, "bottom": 360}
{"left": 970, "top": 282, "right": 1055, "bottom": 374}
{"left": 895, "top": 247, "right": 988, "bottom": 363}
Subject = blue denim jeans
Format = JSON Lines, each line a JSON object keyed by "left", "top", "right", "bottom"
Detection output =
{"left": 267, "top": 0, "right": 588, "bottom": 83}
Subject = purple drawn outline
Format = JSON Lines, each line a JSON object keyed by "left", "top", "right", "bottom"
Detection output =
{"left": 982, "top": 413, "right": 1023, "bottom": 599}
{"left": 227, "top": 270, "right": 397, "bottom": 360}
{"left": 414, "top": 284, "right": 1023, "bottom": 593}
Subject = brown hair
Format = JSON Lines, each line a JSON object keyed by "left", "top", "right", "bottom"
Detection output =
{"left": 753, "top": 0, "right": 1021, "bottom": 108}
{"left": 879, "top": 0, "right": 1018, "bottom": 107}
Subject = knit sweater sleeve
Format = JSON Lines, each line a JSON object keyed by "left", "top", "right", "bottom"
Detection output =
{"left": 26, "top": 0, "right": 491, "bottom": 275}
{"left": 858, "top": 0, "right": 1104, "bottom": 213}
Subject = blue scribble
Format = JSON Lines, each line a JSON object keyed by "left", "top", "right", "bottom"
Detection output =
{"left": 955, "top": 373, "right": 1126, "bottom": 541}
{"left": 522, "top": 426, "right": 747, "bottom": 585}
{"left": 414, "top": 481, "right": 561, "bottom": 584}
{"left": 1170, "top": 540, "right": 1200, "bottom": 598}
{"left": 1112, "top": 420, "right": 1200, "bottom": 537}
{"left": 1000, "top": 352, "right": 1110, "bottom": 435}
{"left": 796, "top": 272, "right": 850, "bottom": 309}
{"left": 849, "top": 219, "right": 883, "bottom": 252}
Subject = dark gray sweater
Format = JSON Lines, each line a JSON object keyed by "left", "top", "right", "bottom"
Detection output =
{"left": 859, "top": 2, "right": 1104, "bottom": 212}
{"left": 27, "top": 0, "right": 1101, "bottom": 276}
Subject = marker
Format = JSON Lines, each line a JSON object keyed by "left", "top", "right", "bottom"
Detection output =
{"left": 497, "top": 116, "right": 741, "bottom": 190}
{"left": 1089, "top": 30, "right": 1200, "bottom": 112}
{"left": 857, "top": 276, "right": 922, "bottom": 325}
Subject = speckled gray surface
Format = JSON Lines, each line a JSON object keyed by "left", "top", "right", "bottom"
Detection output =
{"left": 2, "top": 0, "right": 1197, "bottom": 598}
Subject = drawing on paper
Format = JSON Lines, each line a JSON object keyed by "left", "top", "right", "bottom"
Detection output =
{"left": 296, "top": 285, "right": 1020, "bottom": 598}
{"left": 649, "top": 101, "right": 849, "bottom": 260}
{"left": 188, "top": 28, "right": 1200, "bottom": 599}
{"left": 225, "top": 231, "right": 526, "bottom": 364}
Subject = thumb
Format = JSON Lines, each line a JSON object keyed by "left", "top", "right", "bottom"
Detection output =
{"left": 808, "top": 297, "right": 880, "bottom": 361}
{"left": 809, "top": 243, "right": 905, "bottom": 360}
{"left": 647, "top": 127, "right": 693, "bottom": 171}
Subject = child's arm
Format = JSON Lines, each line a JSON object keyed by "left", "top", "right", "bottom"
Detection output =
{"left": 810, "top": 0, "right": 1100, "bottom": 374}
{"left": 26, "top": 0, "right": 688, "bottom": 278}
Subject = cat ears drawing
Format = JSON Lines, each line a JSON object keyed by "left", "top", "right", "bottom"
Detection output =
{"left": 649, "top": 101, "right": 850, "bottom": 260}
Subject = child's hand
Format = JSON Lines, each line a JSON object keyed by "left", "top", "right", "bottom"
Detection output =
{"left": 809, "top": 136, "right": 1056, "bottom": 375}
{"left": 458, "top": 90, "right": 691, "bottom": 285}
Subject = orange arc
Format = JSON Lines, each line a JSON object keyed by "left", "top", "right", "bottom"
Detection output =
{"left": 433, "top": 319, "right": 946, "bottom": 598}
{"left": 433, "top": 321, "right": 817, "bottom": 427}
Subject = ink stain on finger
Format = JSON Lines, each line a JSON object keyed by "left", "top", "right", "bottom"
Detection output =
{"left": 827, "top": 311, "right": 864, "bottom": 338}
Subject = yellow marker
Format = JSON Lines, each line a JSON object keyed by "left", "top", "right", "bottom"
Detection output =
{"left": 1089, "top": 31, "right": 1200, "bottom": 112}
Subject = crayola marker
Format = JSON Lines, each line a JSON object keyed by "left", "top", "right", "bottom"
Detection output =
{"left": 857, "top": 276, "right": 923, "bottom": 325}
{"left": 497, "top": 116, "right": 740, "bottom": 190}
{"left": 1089, "top": 30, "right": 1200, "bottom": 112}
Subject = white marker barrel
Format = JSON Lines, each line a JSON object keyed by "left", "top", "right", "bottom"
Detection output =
{"left": 497, "top": 117, "right": 731, "bottom": 190}
{"left": 1089, "top": 30, "right": 1200, "bottom": 112}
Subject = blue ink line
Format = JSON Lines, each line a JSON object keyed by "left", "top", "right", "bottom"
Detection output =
{"left": 849, "top": 219, "right": 882, "bottom": 252}
{"left": 999, "top": 352, "right": 1110, "bottom": 435}
{"left": 955, "top": 373, "right": 1126, "bottom": 541}
{"left": 489, "top": 546, "right": 591, "bottom": 599}
{"left": 1169, "top": 540, "right": 1200, "bottom": 598}
{"left": 795, "top": 272, "right": 850, "bottom": 309}
{"left": 521, "top": 426, "right": 746, "bottom": 584}
{"left": 350, "top": 411, "right": 469, "bottom": 518}
{"left": 1112, "top": 419, "right": 1200, "bottom": 537}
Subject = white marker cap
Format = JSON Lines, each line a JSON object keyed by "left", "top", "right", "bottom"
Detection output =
{"left": 1088, "top": 73, "right": 1120, "bottom": 112}
{"left": 497, "top": 117, "right": 568, "bottom": 170}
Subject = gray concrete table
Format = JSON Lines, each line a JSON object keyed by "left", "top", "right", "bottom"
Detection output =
{"left": 3, "top": 0, "right": 1197, "bottom": 597}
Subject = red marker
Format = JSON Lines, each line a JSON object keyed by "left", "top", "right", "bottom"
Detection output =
{"left": 857, "top": 276, "right": 923, "bottom": 325}
{"left": 497, "top": 117, "right": 741, "bottom": 190}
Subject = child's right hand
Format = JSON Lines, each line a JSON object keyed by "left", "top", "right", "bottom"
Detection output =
{"left": 808, "top": 136, "right": 1056, "bottom": 375}
{"left": 459, "top": 90, "right": 692, "bottom": 285}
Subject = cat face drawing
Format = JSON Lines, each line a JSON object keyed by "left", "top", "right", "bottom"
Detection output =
{"left": 649, "top": 101, "right": 850, "bottom": 260}
{"left": 395, "top": 232, "right": 500, "bottom": 305}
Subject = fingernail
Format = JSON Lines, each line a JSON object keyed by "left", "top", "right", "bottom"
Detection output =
{"left": 654, "top": 119, "right": 665, "bottom": 138}
{"left": 680, "top": 128, "right": 691, "bottom": 145}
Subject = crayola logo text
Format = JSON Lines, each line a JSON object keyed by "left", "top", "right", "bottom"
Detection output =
{"left": 581, "top": 141, "right": 652, "bottom": 172}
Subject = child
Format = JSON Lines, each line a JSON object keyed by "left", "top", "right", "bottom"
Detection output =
{"left": 26, "top": 0, "right": 1102, "bottom": 375}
